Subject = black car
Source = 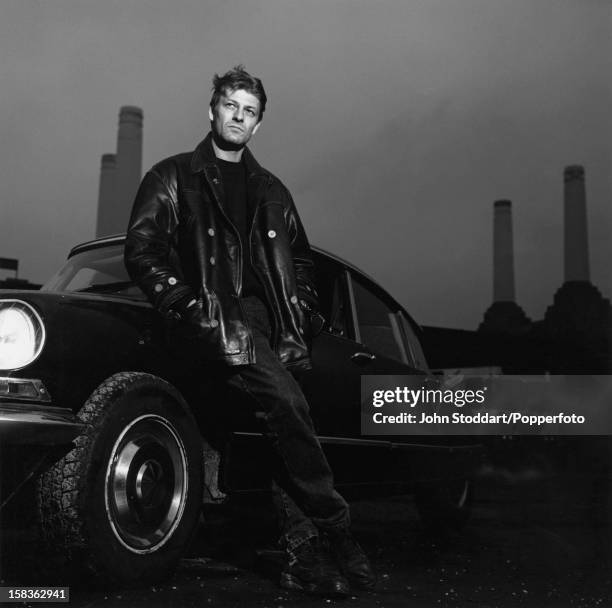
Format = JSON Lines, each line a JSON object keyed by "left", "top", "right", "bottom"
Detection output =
{"left": 0, "top": 235, "right": 482, "bottom": 583}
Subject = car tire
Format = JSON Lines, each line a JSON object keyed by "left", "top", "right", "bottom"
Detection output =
{"left": 414, "top": 478, "right": 473, "bottom": 533}
{"left": 37, "top": 372, "right": 204, "bottom": 584}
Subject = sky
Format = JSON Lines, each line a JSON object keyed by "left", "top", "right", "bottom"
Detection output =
{"left": 1, "top": 0, "right": 610, "bottom": 329}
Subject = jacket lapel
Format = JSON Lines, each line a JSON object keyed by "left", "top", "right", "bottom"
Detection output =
{"left": 190, "top": 132, "right": 270, "bottom": 224}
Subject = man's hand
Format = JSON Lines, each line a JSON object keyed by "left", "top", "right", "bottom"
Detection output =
{"left": 299, "top": 298, "right": 327, "bottom": 338}
{"left": 181, "top": 299, "right": 219, "bottom": 339}
{"left": 163, "top": 297, "right": 222, "bottom": 362}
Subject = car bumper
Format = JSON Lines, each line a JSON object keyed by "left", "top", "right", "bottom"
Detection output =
{"left": 0, "top": 402, "right": 83, "bottom": 445}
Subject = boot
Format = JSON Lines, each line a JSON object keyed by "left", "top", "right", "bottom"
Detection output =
{"left": 327, "top": 527, "right": 377, "bottom": 591}
{"left": 280, "top": 536, "right": 349, "bottom": 597}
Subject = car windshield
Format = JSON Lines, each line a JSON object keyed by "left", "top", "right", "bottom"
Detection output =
{"left": 42, "top": 244, "right": 145, "bottom": 299}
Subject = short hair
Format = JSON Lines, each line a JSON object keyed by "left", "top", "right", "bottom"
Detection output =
{"left": 210, "top": 65, "right": 267, "bottom": 121}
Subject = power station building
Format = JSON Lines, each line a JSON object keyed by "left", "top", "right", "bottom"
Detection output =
{"left": 423, "top": 164, "right": 611, "bottom": 373}
{"left": 476, "top": 165, "right": 611, "bottom": 372}
{"left": 96, "top": 106, "right": 143, "bottom": 237}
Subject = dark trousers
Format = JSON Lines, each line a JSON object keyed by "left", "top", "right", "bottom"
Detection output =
{"left": 224, "top": 296, "right": 350, "bottom": 553}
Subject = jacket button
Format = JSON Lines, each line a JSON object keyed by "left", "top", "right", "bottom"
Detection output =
{"left": 290, "top": 295, "right": 298, "bottom": 304}
{"left": 208, "top": 228, "right": 215, "bottom": 236}
{"left": 267, "top": 230, "right": 276, "bottom": 238}
{"left": 210, "top": 256, "right": 215, "bottom": 265}
{"left": 168, "top": 277, "right": 177, "bottom": 285}
{"left": 210, "top": 319, "right": 219, "bottom": 328}
{"left": 154, "top": 283, "right": 163, "bottom": 293}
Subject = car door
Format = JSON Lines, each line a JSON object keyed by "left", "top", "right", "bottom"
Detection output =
{"left": 347, "top": 271, "right": 419, "bottom": 376}
{"left": 300, "top": 254, "right": 422, "bottom": 485}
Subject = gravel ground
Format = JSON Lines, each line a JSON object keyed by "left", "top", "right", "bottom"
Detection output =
{"left": 2, "top": 473, "right": 612, "bottom": 608}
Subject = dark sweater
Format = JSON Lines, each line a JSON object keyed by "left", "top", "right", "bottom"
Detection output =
{"left": 217, "top": 158, "right": 265, "bottom": 300}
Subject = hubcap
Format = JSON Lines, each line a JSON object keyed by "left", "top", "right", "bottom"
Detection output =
{"left": 105, "top": 414, "right": 188, "bottom": 554}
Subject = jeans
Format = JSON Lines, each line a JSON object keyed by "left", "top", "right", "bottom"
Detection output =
{"left": 224, "top": 296, "right": 350, "bottom": 554}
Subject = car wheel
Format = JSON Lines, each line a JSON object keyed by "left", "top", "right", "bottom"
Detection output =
{"left": 37, "top": 372, "right": 204, "bottom": 584}
{"left": 414, "top": 478, "right": 472, "bottom": 533}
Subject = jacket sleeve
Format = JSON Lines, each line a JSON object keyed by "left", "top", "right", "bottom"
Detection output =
{"left": 284, "top": 190, "right": 321, "bottom": 315}
{"left": 124, "top": 170, "right": 197, "bottom": 318}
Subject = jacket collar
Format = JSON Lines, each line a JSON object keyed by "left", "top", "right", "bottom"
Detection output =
{"left": 190, "top": 131, "right": 268, "bottom": 179}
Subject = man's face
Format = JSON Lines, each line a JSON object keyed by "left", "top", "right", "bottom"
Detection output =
{"left": 209, "top": 88, "right": 261, "bottom": 149}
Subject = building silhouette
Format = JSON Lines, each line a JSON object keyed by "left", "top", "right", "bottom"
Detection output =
{"left": 0, "top": 277, "right": 42, "bottom": 290}
{"left": 424, "top": 164, "right": 611, "bottom": 373}
{"left": 96, "top": 106, "right": 143, "bottom": 237}
{"left": 542, "top": 166, "right": 611, "bottom": 372}
{"left": 476, "top": 164, "right": 611, "bottom": 373}
{"left": 479, "top": 200, "right": 531, "bottom": 336}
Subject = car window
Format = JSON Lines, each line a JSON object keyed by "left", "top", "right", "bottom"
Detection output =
{"left": 350, "top": 275, "right": 408, "bottom": 363}
{"left": 328, "top": 277, "right": 349, "bottom": 337}
{"left": 311, "top": 251, "right": 351, "bottom": 338}
{"left": 42, "top": 244, "right": 145, "bottom": 300}
{"left": 399, "top": 313, "right": 429, "bottom": 371}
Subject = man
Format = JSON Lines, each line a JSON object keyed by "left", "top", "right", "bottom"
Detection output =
{"left": 124, "top": 66, "right": 375, "bottom": 597}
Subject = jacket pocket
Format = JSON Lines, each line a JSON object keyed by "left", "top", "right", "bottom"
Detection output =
{"left": 167, "top": 299, "right": 222, "bottom": 359}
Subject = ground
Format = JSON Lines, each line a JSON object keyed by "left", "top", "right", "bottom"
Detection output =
{"left": 2, "top": 468, "right": 612, "bottom": 608}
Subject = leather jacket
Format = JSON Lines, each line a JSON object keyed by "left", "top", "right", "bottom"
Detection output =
{"left": 124, "top": 133, "right": 319, "bottom": 370}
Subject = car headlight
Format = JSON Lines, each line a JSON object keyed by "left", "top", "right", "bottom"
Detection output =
{"left": 0, "top": 300, "right": 45, "bottom": 370}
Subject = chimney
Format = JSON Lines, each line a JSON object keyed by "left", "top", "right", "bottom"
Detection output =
{"left": 563, "top": 165, "right": 590, "bottom": 282}
{"left": 493, "top": 200, "right": 515, "bottom": 302}
{"left": 95, "top": 153, "right": 117, "bottom": 237}
{"left": 115, "top": 106, "right": 143, "bottom": 232}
